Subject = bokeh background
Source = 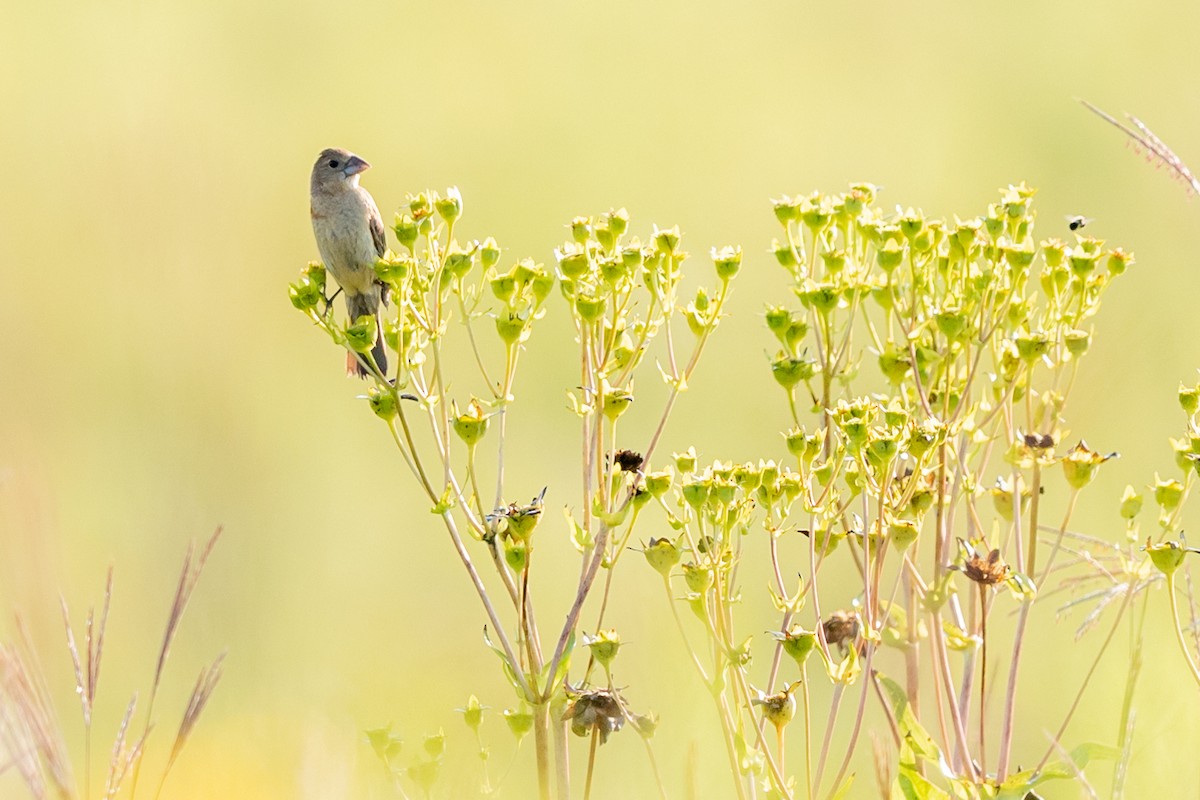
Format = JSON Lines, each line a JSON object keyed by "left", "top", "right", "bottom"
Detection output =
{"left": 3, "top": 1, "right": 1200, "bottom": 798}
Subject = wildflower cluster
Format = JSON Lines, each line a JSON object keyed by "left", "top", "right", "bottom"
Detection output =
{"left": 292, "top": 183, "right": 1200, "bottom": 800}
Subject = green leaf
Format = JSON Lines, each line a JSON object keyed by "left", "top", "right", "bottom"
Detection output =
{"left": 827, "top": 774, "right": 855, "bottom": 800}
{"left": 537, "top": 631, "right": 576, "bottom": 698}
{"left": 482, "top": 626, "right": 528, "bottom": 700}
{"left": 997, "top": 742, "right": 1120, "bottom": 798}
{"left": 892, "top": 765, "right": 950, "bottom": 800}
{"left": 563, "top": 508, "right": 593, "bottom": 552}
{"left": 878, "top": 673, "right": 941, "bottom": 762}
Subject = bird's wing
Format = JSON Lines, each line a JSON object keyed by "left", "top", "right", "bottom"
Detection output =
{"left": 369, "top": 206, "right": 387, "bottom": 258}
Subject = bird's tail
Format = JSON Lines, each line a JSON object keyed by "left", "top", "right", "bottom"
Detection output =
{"left": 345, "top": 290, "right": 388, "bottom": 378}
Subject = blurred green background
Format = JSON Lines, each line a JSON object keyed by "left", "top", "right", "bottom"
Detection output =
{"left": 3, "top": 0, "right": 1200, "bottom": 797}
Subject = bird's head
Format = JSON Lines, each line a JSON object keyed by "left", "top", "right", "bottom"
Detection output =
{"left": 311, "top": 147, "right": 371, "bottom": 193}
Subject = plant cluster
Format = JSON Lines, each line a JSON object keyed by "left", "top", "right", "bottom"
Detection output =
{"left": 291, "top": 182, "right": 1200, "bottom": 800}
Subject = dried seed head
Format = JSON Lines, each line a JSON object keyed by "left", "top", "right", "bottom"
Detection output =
{"left": 562, "top": 687, "right": 625, "bottom": 744}
{"left": 613, "top": 449, "right": 644, "bottom": 473}
{"left": 822, "top": 610, "right": 860, "bottom": 653}
{"left": 959, "top": 541, "right": 1010, "bottom": 586}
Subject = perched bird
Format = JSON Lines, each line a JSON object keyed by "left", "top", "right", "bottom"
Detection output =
{"left": 310, "top": 147, "right": 389, "bottom": 377}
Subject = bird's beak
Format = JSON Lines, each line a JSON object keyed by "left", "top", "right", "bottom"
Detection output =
{"left": 343, "top": 155, "right": 371, "bottom": 176}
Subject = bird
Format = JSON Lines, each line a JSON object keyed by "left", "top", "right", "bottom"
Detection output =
{"left": 310, "top": 147, "right": 389, "bottom": 377}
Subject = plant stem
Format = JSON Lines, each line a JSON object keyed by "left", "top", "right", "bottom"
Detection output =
{"left": 978, "top": 584, "right": 988, "bottom": 778}
{"left": 535, "top": 702, "right": 552, "bottom": 800}
{"left": 1167, "top": 572, "right": 1200, "bottom": 690}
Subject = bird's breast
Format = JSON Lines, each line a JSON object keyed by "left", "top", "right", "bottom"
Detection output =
{"left": 311, "top": 194, "right": 379, "bottom": 295}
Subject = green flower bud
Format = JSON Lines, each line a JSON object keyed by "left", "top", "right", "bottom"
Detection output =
{"left": 673, "top": 447, "right": 697, "bottom": 475}
{"left": 820, "top": 249, "right": 847, "bottom": 273}
{"left": 908, "top": 485, "right": 934, "bottom": 514}
{"left": 775, "top": 626, "right": 817, "bottom": 667}
{"left": 1180, "top": 383, "right": 1200, "bottom": 415}
{"left": 1064, "top": 329, "right": 1091, "bottom": 357}
{"left": 490, "top": 273, "right": 517, "bottom": 303}
{"left": 1119, "top": 485, "right": 1143, "bottom": 520}
{"left": 530, "top": 271, "right": 555, "bottom": 305}
{"left": 908, "top": 420, "right": 941, "bottom": 459}
{"left": 600, "top": 382, "right": 634, "bottom": 421}
{"left": 367, "top": 388, "right": 398, "bottom": 421}
{"left": 644, "top": 469, "right": 673, "bottom": 498}
{"left": 934, "top": 306, "right": 967, "bottom": 340}
{"left": 712, "top": 245, "right": 742, "bottom": 281}
{"left": 289, "top": 278, "right": 323, "bottom": 311}
{"left": 771, "top": 354, "right": 817, "bottom": 390}
{"left": 408, "top": 192, "right": 432, "bottom": 219}
{"left": 653, "top": 225, "right": 681, "bottom": 255}
{"left": 393, "top": 214, "right": 420, "bottom": 251}
{"left": 1039, "top": 238, "right": 1065, "bottom": 268}
{"left": 504, "top": 539, "right": 529, "bottom": 571}
{"left": 784, "top": 428, "right": 808, "bottom": 458}
{"left": 765, "top": 306, "right": 791, "bottom": 336}
{"left": 345, "top": 315, "right": 379, "bottom": 354}
{"left": 1153, "top": 474, "right": 1185, "bottom": 511}
{"left": 570, "top": 216, "right": 591, "bottom": 244}
{"left": 990, "top": 476, "right": 1029, "bottom": 522}
{"left": 1003, "top": 244, "right": 1035, "bottom": 269}
{"left": 445, "top": 252, "right": 473, "bottom": 282}
{"left": 772, "top": 239, "right": 798, "bottom": 269}
{"left": 643, "top": 537, "right": 681, "bottom": 576}
{"left": 1106, "top": 248, "right": 1134, "bottom": 275}
{"left": 772, "top": 195, "right": 801, "bottom": 224}
{"left": 731, "top": 462, "right": 762, "bottom": 491}
{"left": 375, "top": 255, "right": 410, "bottom": 286}
{"left": 1068, "top": 249, "right": 1099, "bottom": 277}
{"left": 876, "top": 240, "right": 905, "bottom": 272}
{"left": 984, "top": 201, "right": 1008, "bottom": 231}
{"left": 574, "top": 293, "right": 607, "bottom": 323}
{"left": 889, "top": 519, "right": 919, "bottom": 551}
{"left": 504, "top": 707, "right": 534, "bottom": 740}
{"left": 594, "top": 221, "right": 615, "bottom": 252}
{"left": 477, "top": 236, "right": 501, "bottom": 269}
{"left": 619, "top": 241, "right": 645, "bottom": 270}
{"left": 302, "top": 260, "right": 327, "bottom": 288}
{"left": 755, "top": 686, "right": 797, "bottom": 730}
{"left": 607, "top": 208, "right": 629, "bottom": 236}
{"left": 799, "top": 281, "right": 839, "bottom": 315}
{"left": 800, "top": 196, "right": 831, "bottom": 233}
{"left": 709, "top": 478, "right": 737, "bottom": 507}
{"left": 1014, "top": 330, "right": 1052, "bottom": 362}
{"left": 848, "top": 182, "right": 877, "bottom": 207}
{"left": 460, "top": 695, "right": 485, "bottom": 732}
{"left": 806, "top": 526, "right": 841, "bottom": 554}
{"left": 435, "top": 186, "right": 463, "bottom": 224}
{"left": 584, "top": 629, "right": 622, "bottom": 669}
{"left": 681, "top": 477, "right": 710, "bottom": 510}
{"left": 682, "top": 562, "right": 713, "bottom": 593}
{"left": 495, "top": 310, "right": 529, "bottom": 345}
{"left": 1062, "top": 440, "right": 1113, "bottom": 490}
{"left": 1145, "top": 539, "right": 1188, "bottom": 576}
{"left": 556, "top": 243, "right": 590, "bottom": 280}
{"left": 452, "top": 399, "right": 490, "bottom": 446}
{"left": 866, "top": 433, "right": 899, "bottom": 469}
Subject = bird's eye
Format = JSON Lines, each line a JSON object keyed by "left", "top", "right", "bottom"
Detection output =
{"left": 328, "top": 159, "right": 340, "bottom": 169}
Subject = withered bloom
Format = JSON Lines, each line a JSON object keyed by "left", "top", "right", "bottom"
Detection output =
{"left": 822, "top": 610, "right": 860, "bottom": 654}
{"left": 1023, "top": 432, "right": 1055, "bottom": 450}
{"left": 562, "top": 687, "right": 625, "bottom": 743}
{"left": 485, "top": 488, "right": 547, "bottom": 542}
{"left": 613, "top": 449, "right": 644, "bottom": 473}
{"left": 961, "top": 545, "right": 1010, "bottom": 586}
